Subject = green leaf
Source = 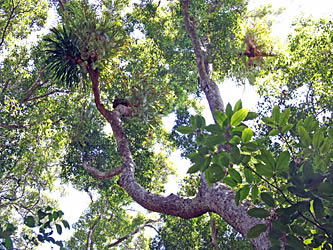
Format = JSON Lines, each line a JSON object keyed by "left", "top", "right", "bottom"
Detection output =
{"left": 279, "top": 108, "right": 290, "bottom": 127}
{"left": 282, "top": 124, "right": 293, "bottom": 133}
{"left": 313, "top": 198, "right": 324, "bottom": 220}
{"left": 234, "top": 99, "right": 243, "bottom": 112}
{"left": 261, "top": 192, "right": 275, "bottom": 207}
{"left": 235, "top": 190, "right": 240, "bottom": 206}
{"left": 242, "top": 128, "right": 253, "bottom": 143}
{"left": 55, "top": 224, "right": 62, "bottom": 235}
{"left": 276, "top": 151, "right": 290, "bottom": 172}
{"left": 262, "top": 117, "right": 275, "bottom": 127}
{"left": 177, "top": 126, "right": 193, "bottom": 134}
{"left": 62, "top": 220, "right": 70, "bottom": 229}
{"left": 297, "top": 126, "right": 311, "bottom": 147}
{"left": 205, "top": 164, "right": 225, "bottom": 185}
{"left": 248, "top": 208, "right": 271, "bottom": 218}
{"left": 231, "top": 108, "right": 248, "bottom": 126}
{"left": 205, "top": 135, "right": 226, "bottom": 146}
{"left": 269, "top": 129, "right": 279, "bottom": 136}
{"left": 205, "top": 124, "right": 224, "bottom": 134}
{"left": 304, "top": 116, "right": 313, "bottom": 131}
{"left": 229, "top": 135, "right": 241, "bottom": 144}
{"left": 190, "top": 115, "right": 196, "bottom": 129}
{"left": 239, "top": 185, "right": 250, "bottom": 201}
{"left": 259, "top": 150, "right": 275, "bottom": 170}
{"left": 226, "top": 103, "right": 233, "bottom": 119}
{"left": 272, "top": 105, "right": 280, "bottom": 123}
{"left": 312, "top": 130, "right": 324, "bottom": 150}
{"left": 4, "top": 237, "right": 13, "bottom": 249}
{"left": 318, "top": 182, "right": 333, "bottom": 194}
{"left": 244, "top": 168, "right": 253, "bottom": 183}
{"left": 272, "top": 220, "right": 289, "bottom": 233}
{"left": 37, "top": 209, "right": 47, "bottom": 220}
{"left": 224, "top": 177, "right": 237, "bottom": 187}
{"left": 187, "top": 164, "right": 201, "bottom": 174}
{"left": 247, "top": 224, "right": 267, "bottom": 238}
{"left": 245, "top": 112, "right": 258, "bottom": 121}
{"left": 328, "top": 127, "right": 333, "bottom": 139}
{"left": 320, "top": 138, "right": 330, "bottom": 154}
{"left": 24, "top": 216, "right": 36, "bottom": 228}
{"left": 229, "top": 168, "right": 242, "bottom": 184}
{"left": 213, "top": 110, "right": 227, "bottom": 126}
{"left": 251, "top": 186, "right": 259, "bottom": 199}
{"left": 195, "top": 115, "right": 206, "bottom": 129}
{"left": 286, "top": 235, "right": 305, "bottom": 250}
{"left": 255, "top": 163, "right": 273, "bottom": 178}
{"left": 291, "top": 225, "right": 307, "bottom": 237}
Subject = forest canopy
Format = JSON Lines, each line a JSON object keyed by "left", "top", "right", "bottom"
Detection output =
{"left": 0, "top": 0, "right": 332, "bottom": 249}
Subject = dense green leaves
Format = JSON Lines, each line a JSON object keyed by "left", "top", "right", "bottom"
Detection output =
{"left": 247, "top": 224, "right": 267, "bottom": 238}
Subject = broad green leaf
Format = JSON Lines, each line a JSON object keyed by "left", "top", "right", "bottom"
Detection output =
{"left": 286, "top": 235, "right": 305, "bottom": 250}
{"left": 24, "top": 216, "right": 36, "bottom": 228}
{"left": 200, "top": 157, "right": 211, "bottom": 172}
{"left": 231, "top": 146, "right": 241, "bottom": 163}
{"left": 245, "top": 111, "right": 258, "bottom": 121}
{"left": 177, "top": 126, "right": 193, "bottom": 134}
{"left": 190, "top": 115, "right": 196, "bottom": 129}
{"left": 229, "top": 168, "right": 242, "bottom": 183}
{"left": 272, "top": 220, "right": 289, "bottom": 233}
{"left": 291, "top": 225, "right": 307, "bottom": 237}
{"left": 231, "top": 108, "right": 248, "bottom": 126}
{"left": 247, "top": 224, "right": 267, "bottom": 238}
{"left": 205, "top": 164, "right": 225, "bottom": 185}
{"left": 195, "top": 115, "right": 206, "bottom": 129}
{"left": 328, "top": 127, "right": 333, "bottom": 139}
{"left": 276, "top": 151, "right": 290, "bottom": 172}
{"left": 262, "top": 117, "right": 275, "bottom": 127}
{"left": 226, "top": 103, "right": 233, "bottom": 119}
{"left": 304, "top": 116, "right": 313, "bottom": 131}
{"left": 242, "top": 128, "right": 253, "bottom": 143}
{"left": 205, "top": 124, "right": 224, "bottom": 134}
{"left": 282, "top": 124, "right": 293, "bottom": 133}
{"left": 318, "top": 182, "right": 333, "bottom": 194}
{"left": 213, "top": 110, "right": 227, "bottom": 126}
{"left": 320, "top": 138, "right": 330, "bottom": 154}
{"left": 224, "top": 177, "right": 237, "bottom": 187}
{"left": 248, "top": 208, "right": 270, "bottom": 218}
{"left": 37, "top": 209, "right": 47, "bottom": 220}
{"left": 55, "top": 224, "right": 62, "bottom": 235}
{"left": 279, "top": 108, "right": 290, "bottom": 127}
{"left": 269, "top": 129, "right": 279, "bottom": 136}
{"left": 187, "top": 164, "right": 201, "bottom": 174}
{"left": 235, "top": 190, "right": 240, "bottom": 206}
{"left": 244, "top": 168, "right": 253, "bottom": 183}
{"left": 229, "top": 135, "right": 241, "bottom": 144}
{"left": 297, "top": 126, "right": 311, "bottom": 147}
{"left": 261, "top": 192, "right": 275, "bottom": 207}
{"left": 239, "top": 185, "right": 250, "bottom": 201}
{"left": 234, "top": 99, "right": 242, "bottom": 112}
{"left": 313, "top": 198, "right": 324, "bottom": 220}
{"left": 251, "top": 186, "right": 259, "bottom": 199}
{"left": 241, "top": 142, "right": 258, "bottom": 152}
{"left": 205, "top": 135, "right": 226, "bottom": 146}
{"left": 312, "top": 130, "right": 324, "bottom": 150}
{"left": 260, "top": 150, "right": 275, "bottom": 170}
{"left": 4, "top": 237, "right": 13, "bottom": 249}
{"left": 272, "top": 105, "right": 280, "bottom": 123}
{"left": 255, "top": 163, "right": 273, "bottom": 178}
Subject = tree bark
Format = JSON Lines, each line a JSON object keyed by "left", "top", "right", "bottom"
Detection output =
{"left": 82, "top": 2, "right": 273, "bottom": 247}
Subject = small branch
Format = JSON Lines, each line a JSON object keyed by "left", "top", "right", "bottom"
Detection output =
{"left": 210, "top": 215, "right": 219, "bottom": 250}
{"left": 82, "top": 160, "right": 123, "bottom": 179}
{"left": 108, "top": 219, "right": 160, "bottom": 248}
{"left": 0, "top": 0, "right": 18, "bottom": 48}
{"left": 22, "top": 89, "right": 73, "bottom": 103}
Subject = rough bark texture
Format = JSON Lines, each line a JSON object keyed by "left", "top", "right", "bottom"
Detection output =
{"left": 82, "top": 2, "right": 273, "bottom": 248}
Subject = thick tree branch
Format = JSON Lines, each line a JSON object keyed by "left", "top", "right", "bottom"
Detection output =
{"left": 22, "top": 89, "right": 72, "bottom": 103}
{"left": 0, "top": 0, "right": 18, "bottom": 48}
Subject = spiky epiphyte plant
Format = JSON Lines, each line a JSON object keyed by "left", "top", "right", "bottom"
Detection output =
{"left": 43, "top": 0, "right": 128, "bottom": 88}
{"left": 44, "top": 25, "right": 84, "bottom": 88}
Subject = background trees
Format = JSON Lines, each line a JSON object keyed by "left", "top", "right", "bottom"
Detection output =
{"left": 0, "top": 0, "right": 332, "bottom": 249}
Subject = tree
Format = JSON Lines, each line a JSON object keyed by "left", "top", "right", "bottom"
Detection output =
{"left": 1, "top": 0, "right": 332, "bottom": 249}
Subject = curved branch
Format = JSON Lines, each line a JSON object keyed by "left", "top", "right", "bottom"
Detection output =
{"left": 82, "top": 160, "right": 123, "bottom": 179}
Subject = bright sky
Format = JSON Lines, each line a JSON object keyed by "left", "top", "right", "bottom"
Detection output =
{"left": 37, "top": 0, "right": 332, "bottom": 248}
